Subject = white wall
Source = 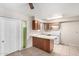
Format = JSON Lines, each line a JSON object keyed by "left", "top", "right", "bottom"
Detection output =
{"left": 26, "top": 16, "right": 43, "bottom": 48}
{"left": 0, "top": 3, "right": 37, "bottom": 49}
{"left": 26, "top": 17, "right": 33, "bottom": 48}
{"left": 61, "top": 21, "right": 79, "bottom": 47}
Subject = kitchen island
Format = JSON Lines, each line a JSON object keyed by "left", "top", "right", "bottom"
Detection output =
{"left": 31, "top": 34, "right": 55, "bottom": 53}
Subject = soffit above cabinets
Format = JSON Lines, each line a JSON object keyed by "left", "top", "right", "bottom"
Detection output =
{"left": 41, "top": 15, "right": 79, "bottom": 23}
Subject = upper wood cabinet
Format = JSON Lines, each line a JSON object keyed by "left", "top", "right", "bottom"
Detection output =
{"left": 32, "top": 20, "right": 40, "bottom": 30}
{"left": 44, "top": 23, "right": 52, "bottom": 31}
{"left": 44, "top": 22, "right": 60, "bottom": 31}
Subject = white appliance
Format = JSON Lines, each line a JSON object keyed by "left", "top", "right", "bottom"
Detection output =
{"left": 52, "top": 31, "right": 60, "bottom": 44}
{"left": 54, "top": 35, "right": 60, "bottom": 44}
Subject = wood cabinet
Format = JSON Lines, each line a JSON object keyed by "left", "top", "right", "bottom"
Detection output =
{"left": 44, "top": 23, "right": 53, "bottom": 31}
{"left": 32, "top": 37, "right": 54, "bottom": 53}
{"left": 44, "top": 22, "right": 60, "bottom": 31}
{"left": 32, "top": 20, "right": 40, "bottom": 30}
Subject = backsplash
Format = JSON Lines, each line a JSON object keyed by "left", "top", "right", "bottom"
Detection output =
{"left": 41, "top": 30, "right": 60, "bottom": 36}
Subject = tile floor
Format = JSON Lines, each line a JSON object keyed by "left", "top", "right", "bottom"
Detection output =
{"left": 7, "top": 44, "right": 79, "bottom": 56}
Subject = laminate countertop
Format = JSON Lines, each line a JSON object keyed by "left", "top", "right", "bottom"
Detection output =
{"left": 30, "top": 34, "right": 57, "bottom": 40}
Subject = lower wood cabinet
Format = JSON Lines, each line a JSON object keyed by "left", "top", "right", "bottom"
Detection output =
{"left": 32, "top": 37, "right": 54, "bottom": 53}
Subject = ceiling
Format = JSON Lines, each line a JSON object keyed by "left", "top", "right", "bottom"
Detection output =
{"left": 0, "top": 3, "right": 79, "bottom": 20}
{"left": 33, "top": 3, "right": 79, "bottom": 19}
{"left": 0, "top": 3, "right": 33, "bottom": 20}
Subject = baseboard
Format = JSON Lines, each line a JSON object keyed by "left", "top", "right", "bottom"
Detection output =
{"left": 60, "top": 43, "right": 79, "bottom": 47}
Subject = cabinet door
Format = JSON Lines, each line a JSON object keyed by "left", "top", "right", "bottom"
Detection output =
{"left": 33, "top": 37, "right": 36, "bottom": 46}
{"left": 36, "top": 20, "right": 40, "bottom": 30}
{"left": 33, "top": 37, "right": 38, "bottom": 47}
{"left": 43, "top": 39, "right": 50, "bottom": 52}
{"left": 32, "top": 20, "right": 35, "bottom": 30}
{"left": 32, "top": 20, "right": 40, "bottom": 30}
{"left": 39, "top": 39, "right": 43, "bottom": 49}
{"left": 37, "top": 38, "right": 43, "bottom": 49}
{"left": 44, "top": 23, "right": 53, "bottom": 31}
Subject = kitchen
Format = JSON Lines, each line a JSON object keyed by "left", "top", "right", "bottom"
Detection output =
{"left": 0, "top": 3, "right": 79, "bottom": 56}
{"left": 0, "top": 1, "right": 79, "bottom": 59}
{"left": 30, "top": 16, "right": 61, "bottom": 53}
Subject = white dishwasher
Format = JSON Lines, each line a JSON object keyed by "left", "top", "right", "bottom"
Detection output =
{"left": 52, "top": 31, "right": 60, "bottom": 44}
{"left": 54, "top": 36, "right": 60, "bottom": 44}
